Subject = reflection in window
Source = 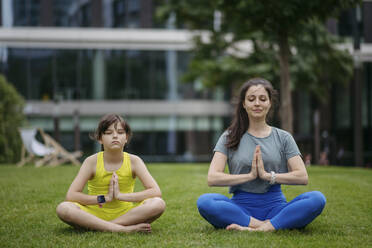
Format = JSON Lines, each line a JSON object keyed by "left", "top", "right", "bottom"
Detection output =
{"left": 113, "top": 0, "right": 126, "bottom": 27}
{"left": 2, "top": 48, "right": 212, "bottom": 101}
{"left": 335, "top": 83, "right": 351, "bottom": 129}
{"left": 106, "top": 50, "right": 168, "bottom": 99}
{"left": 6, "top": 49, "right": 93, "bottom": 101}
{"left": 112, "top": 0, "right": 140, "bottom": 28}
{"left": 13, "top": 0, "right": 40, "bottom": 26}
{"left": 11, "top": 0, "right": 167, "bottom": 28}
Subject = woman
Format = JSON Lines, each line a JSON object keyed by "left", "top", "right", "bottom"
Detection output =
{"left": 56, "top": 114, "right": 165, "bottom": 233}
{"left": 197, "top": 78, "right": 326, "bottom": 231}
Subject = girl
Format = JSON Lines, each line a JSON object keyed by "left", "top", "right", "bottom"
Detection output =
{"left": 197, "top": 78, "right": 326, "bottom": 231}
{"left": 57, "top": 114, "right": 165, "bottom": 233}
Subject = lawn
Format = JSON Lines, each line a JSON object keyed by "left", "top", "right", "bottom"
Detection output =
{"left": 0, "top": 164, "right": 371, "bottom": 248}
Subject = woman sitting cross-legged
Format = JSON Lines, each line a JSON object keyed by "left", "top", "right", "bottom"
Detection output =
{"left": 197, "top": 78, "right": 326, "bottom": 231}
{"left": 56, "top": 114, "right": 165, "bottom": 233}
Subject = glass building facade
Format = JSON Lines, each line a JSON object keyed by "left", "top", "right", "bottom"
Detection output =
{"left": 291, "top": 2, "right": 372, "bottom": 166}
{"left": 1, "top": 0, "right": 371, "bottom": 165}
{"left": 0, "top": 0, "right": 228, "bottom": 161}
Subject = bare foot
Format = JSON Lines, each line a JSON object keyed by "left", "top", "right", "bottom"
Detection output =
{"left": 121, "top": 223, "right": 152, "bottom": 233}
{"left": 249, "top": 217, "right": 267, "bottom": 228}
{"left": 226, "top": 222, "right": 275, "bottom": 232}
{"left": 226, "top": 224, "right": 253, "bottom": 231}
{"left": 225, "top": 218, "right": 269, "bottom": 231}
{"left": 254, "top": 221, "right": 275, "bottom": 232}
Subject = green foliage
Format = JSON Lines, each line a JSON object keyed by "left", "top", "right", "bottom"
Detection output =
{"left": 0, "top": 75, "right": 25, "bottom": 163}
{"left": 291, "top": 20, "right": 354, "bottom": 101}
{"left": 159, "top": 1, "right": 360, "bottom": 133}
{"left": 158, "top": 0, "right": 358, "bottom": 102}
{"left": 159, "top": 0, "right": 361, "bottom": 38}
{"left": 0, "top": 164, "right": 372, "bottom": 247}
{"left": 182, "top": 32, "right": 281, "bottom": 89}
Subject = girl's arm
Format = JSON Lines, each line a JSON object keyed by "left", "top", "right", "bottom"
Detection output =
{"left": 207, "top": 149, "right": 258, "bottom": 187}
{"left": 65, "top": 155, "right": 114, "bottom": 205}
{"left": 257, "top": 147, "right": 308, "bottom": 185}
{"left": 114, "top": 155, "right": 161, "bottom": 202}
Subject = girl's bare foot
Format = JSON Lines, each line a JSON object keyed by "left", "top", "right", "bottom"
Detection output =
{"left": 121, "top": 223, "right": 152, "bottom": 233}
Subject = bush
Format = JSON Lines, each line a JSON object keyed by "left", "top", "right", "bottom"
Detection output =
{"left": 0, "top": 75, "right": 25, "bottom": 163}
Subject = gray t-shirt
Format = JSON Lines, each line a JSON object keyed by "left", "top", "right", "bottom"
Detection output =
{"left": 214, "top": 127, "right": 301, "bottom": 194}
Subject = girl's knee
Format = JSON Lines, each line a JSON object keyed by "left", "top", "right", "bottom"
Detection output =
{"left": 56, "top": 202, "right": 74, "bottom": 221}
{"left": 145, "top": 197, "right": 166, "bottom": 214}
{"left": 153, "top": 197, "right": 166, "bottom": 213}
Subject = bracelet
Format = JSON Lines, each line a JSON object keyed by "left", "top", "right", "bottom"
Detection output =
{"left": 269, "top": 171, "right": 276, "bottom": 185}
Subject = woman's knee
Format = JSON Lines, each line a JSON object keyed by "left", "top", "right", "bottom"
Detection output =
{"left": 197, "top": 193, "right": 226, "bottom": 213}
{"left": 309, "top": 191, "right": 326, "bottom": 211}
{"left": 197, "top": 194, "right": 213, "bottom": 210}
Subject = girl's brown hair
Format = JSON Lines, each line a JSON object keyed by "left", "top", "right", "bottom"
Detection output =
{"left": 91, "top": 114, "right": 132, "bottom": 150}
{"left": 226, "top": 78, "right": 277, "bottom": 150}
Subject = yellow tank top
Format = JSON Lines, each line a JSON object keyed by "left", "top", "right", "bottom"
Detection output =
{"left": 87, "top": 151, "right": 135, "bottom": 210}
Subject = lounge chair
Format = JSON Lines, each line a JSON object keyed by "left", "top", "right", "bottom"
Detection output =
{"left": 17, "top": 128, "right": 82, "bottom": 167}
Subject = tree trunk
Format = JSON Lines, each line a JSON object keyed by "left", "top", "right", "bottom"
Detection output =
{"left": 278, "top": 33, "right": 293, "bottom": 133}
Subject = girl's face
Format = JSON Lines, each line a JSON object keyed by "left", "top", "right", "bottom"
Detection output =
{"left": 99, "top": 121, "right": 127, "bottom": 151}
{"left": 242, "top": 84, "right": 271, "bottom": 120}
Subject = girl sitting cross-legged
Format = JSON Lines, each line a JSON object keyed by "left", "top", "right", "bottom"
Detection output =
{"left": 57, "top": 114, "right": 165, "bottom": 233}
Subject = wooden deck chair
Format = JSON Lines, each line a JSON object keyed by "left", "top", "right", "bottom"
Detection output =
{"left": 37, "top": 128, "right": 82, "bottom": 167}
{"left": 17, "top": 128, "right": 55, "bottom": 167}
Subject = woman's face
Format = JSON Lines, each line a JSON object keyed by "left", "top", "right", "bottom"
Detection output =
{"left": 242, "top": 84, "right": 271, "bottom": 120}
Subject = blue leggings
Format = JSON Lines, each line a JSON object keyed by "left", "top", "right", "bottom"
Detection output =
{"left": 197, "top": 186, "right": 326, "bottom": 230}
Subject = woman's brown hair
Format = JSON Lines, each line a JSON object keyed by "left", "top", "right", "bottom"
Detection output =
{"left": 225, "top": 78, "right": 277, "bottom": 150}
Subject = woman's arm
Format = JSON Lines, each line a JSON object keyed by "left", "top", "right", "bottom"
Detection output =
{"left": 257, "top": 148, "right": 308, "bottom": 185}
{"left": 65, "top": 155, "right": 114, "bottom": 205}
{"left": 114, "top": 155, "right": 161, "bottom": 202}
{"left": 207, "top": 149, "right": 258, "bottom": 187}
{"left": 279, "top": 155, "right": 308, "bottom": 185}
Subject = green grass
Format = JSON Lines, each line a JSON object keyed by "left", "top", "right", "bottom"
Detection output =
{"left": 0, "top": 164, "right": 371, "bottom": 248}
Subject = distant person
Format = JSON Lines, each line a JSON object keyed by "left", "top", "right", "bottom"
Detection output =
{"left": 319, "top": 151, "right": 329, "bottom": 165}
{"left": 319, "top": 130, "right": 330, "bottom": 165}
{"left": 56, "top": 114, "right": 165, "bottom": 233}
{"left": 197, "top": 78, "right": 326, "bottom": 231}
{"left": 336, "top": 146, "right": 345, "bottom": 165}
{"left": 304, "top": 153, "right": 312, "bottom": 166}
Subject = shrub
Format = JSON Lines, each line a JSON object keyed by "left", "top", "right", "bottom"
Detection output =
{"left": 0, "top": 75, "right": 25, "bottom": 163}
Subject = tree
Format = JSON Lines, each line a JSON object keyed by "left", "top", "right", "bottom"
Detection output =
{"left": 159, "top": 0, "right": 360, "bottom": 133}
{"left": 0, "top": 75, "right": 25, "bottom": 163}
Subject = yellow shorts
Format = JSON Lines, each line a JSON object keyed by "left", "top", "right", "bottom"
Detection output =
{"left": 74, "top": 201, "right": 143, "bottom": 221}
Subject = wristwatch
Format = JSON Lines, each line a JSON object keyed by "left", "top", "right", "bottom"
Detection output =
{"left": 97, "top": 195, "right": 106, "bottom": 204}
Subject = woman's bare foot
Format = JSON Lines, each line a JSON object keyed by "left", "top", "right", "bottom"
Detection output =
{"left": 249, "top": 217, "right": 267, "bottom": 228}
{"left": 121, "top": 223, "right": 152, "bottom": 233}
{"left": 254, "top": 221, "right": 275, "bottom": 232}
{"left": 226, "top": 221, "right": 275, "bottom": 232}
{"left": 226, "top": 223, "right": 252, "bottom": 231}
